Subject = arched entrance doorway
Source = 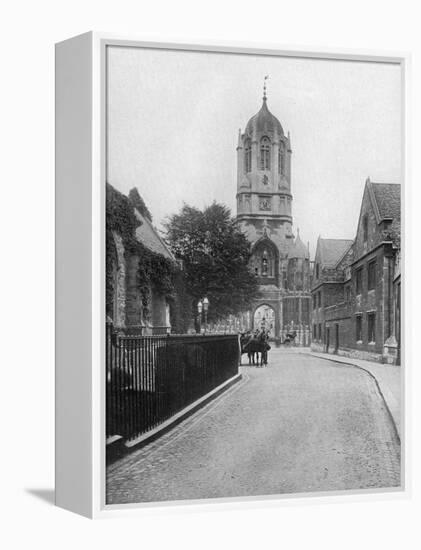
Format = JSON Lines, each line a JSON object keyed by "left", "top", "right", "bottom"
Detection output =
{"left": 253, "top": 304, "right": 275, "bottom": 334}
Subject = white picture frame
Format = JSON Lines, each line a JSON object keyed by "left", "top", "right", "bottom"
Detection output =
{"left": 55, "top": 32, "right": 409, "bottom": 518}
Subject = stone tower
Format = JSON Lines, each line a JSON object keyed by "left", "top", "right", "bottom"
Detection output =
{"left": 236, "top": 83, "right": 293, "bottom": 257}
{"left": 236, "top": 82, "right": 311, "bottom": 342}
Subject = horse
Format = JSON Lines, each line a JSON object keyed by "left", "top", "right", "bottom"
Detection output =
{"left": 261, "top": 331, "right": 271, "bottom": 365}
{"left": 239, "top": 332, "right": 256, "bottom": 365}
{"left": 240, "top": 330, "right": 271, "bottom": 367}
{"left": 239, "top": 333, "right": 247, "bottom": 363}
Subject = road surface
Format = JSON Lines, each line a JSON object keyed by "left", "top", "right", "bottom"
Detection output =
{"left": 106, "top": 350, "right": 400, "bottom": 504}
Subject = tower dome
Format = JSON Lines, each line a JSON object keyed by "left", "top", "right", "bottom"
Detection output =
{"left": 245, "top": 96, "right": 284, "bottom": 137}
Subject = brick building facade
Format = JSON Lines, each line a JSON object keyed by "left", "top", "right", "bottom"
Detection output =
{"left": 311, "top": 178, "right": 401, "bottom": 364}
{"left": 311, "top": 238, "right": 354, "bottom": 350}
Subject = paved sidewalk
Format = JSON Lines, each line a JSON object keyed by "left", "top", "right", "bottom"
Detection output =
{"left": 306, "top": 351, "right": 402, "bottom": 440}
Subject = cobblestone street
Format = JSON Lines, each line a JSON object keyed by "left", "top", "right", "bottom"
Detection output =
{"left": 106, "top": 350, "right": 401, "bottom": 504}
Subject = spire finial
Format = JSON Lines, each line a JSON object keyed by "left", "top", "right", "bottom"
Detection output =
{"left": 263, "top": 75, "right": 269, "bottom": 101}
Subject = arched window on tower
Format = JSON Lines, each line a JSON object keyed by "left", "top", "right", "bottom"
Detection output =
{"left": 252, "top": 239, "right": 278, "bottom": 281}
{"left": 262, "top": 251, "right": 269, "bottom": 276}
{"left": 278, "top": 141, "right": 286, "bottom": 175}
{"left": 244, "top": 139, "right": 252, "bottom": 173}
{"left": 260, "top": 137, "right": 271, "bottom": 171}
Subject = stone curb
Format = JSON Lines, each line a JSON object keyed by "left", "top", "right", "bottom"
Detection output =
{"left": 106, "top": 372, "right": 243, "bottom": 465}
{"left": 303, "top": 352, "right": 401, "bottom": 444}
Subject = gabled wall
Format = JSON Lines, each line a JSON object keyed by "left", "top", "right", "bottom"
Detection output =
{"left": 311, "top": 181, "right": 400, "bottom": 364}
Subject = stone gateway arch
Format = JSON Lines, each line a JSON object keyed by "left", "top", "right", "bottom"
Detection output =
{"left": 235, "top": 85, "right": 312, "bottom": 345}
{"left": 253, "top": 304, "right": 276, "bottom": 333}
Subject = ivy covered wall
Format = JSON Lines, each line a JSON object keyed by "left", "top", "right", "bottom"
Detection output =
{"left": 106, "top": 183, "right": 192, "bottom": 331}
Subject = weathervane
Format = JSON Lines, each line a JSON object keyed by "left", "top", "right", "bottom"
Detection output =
{"left": 263, "top": 75, "right": 269, "bottom": 100}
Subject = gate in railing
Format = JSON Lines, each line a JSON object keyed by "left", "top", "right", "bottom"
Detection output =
{"left": 106, "top": 322, "right": 240, "bottom": 441}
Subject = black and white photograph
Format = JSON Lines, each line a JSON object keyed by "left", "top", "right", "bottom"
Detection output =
{"left": 105, "top": 45, "right": 402, "bottom": 505}
{"left": 6, "top": 0, "right": 421, "bottom": 541}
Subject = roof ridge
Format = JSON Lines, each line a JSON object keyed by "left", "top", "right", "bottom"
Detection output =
{"left": 334, "top": 240, "right": 354, "bottom": 268}
{"left": 370, "top": 180, "right": 401, "bottom": 222}
{"left": 319, "top": 237, "right": 353, "bottom": 243}
{"left": 318, "top": 238, "right": 354, "bottom": 267}
{"left": 135, "top": 208, "right": 177, "bottom": 262}
{"left": 370, "top": 181, "right": 400, "bottom": 186}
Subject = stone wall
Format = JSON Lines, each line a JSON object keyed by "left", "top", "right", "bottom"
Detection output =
{"left": 125, "top": 253, "right": 143, "bottom": 327}
{"left": 110, "top": 230, "right": 173, "bottom": 335}
{"left": 112, "top": 231, "right": 126, "bottom": 328}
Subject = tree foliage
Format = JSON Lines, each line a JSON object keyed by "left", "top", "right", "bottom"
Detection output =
{"left": 163, "top": 202, "right": 260, "bottom": 322}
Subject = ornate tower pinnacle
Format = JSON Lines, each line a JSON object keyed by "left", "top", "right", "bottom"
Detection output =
{"left": 263, "top": 75, "right": 269, "bottom": 101}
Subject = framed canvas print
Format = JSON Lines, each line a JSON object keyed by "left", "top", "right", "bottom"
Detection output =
{"left": 55, "top": 33, "right": 408, "bottom": 518}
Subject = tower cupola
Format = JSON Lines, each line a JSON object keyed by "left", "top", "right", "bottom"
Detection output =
{"left": 245, "top": 95, "right": 284, "bottom": 138}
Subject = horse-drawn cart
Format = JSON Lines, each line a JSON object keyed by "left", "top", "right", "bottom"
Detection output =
{"left": 239, "top": 331, "right": 271, "bottom": 367}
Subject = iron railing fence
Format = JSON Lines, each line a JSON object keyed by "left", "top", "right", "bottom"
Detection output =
{"left": 119, "top": 325, "right": 171, "bottom": 337}
{"left": 106, "top": 322, "right": 239, "bottom": 441}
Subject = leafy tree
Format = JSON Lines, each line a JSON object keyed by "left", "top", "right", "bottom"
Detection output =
{"left": 163, "top": 202, "right": 260, "bottom": 322}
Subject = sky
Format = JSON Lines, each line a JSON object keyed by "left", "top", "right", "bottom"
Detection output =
{"left": 107, "top": 46, "right": 401, "bottom": 256}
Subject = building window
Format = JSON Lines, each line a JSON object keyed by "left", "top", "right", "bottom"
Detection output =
{"left": 278, "top": 142, "right": 285, "bottom": 175}
{"left": 368, "top": 260, "right": 376, "bottom": 290}
{"left": 315, "top": 263, "right": 319, "bottom": 279}
{"left": 317, "top": 291, "right": 322, "bottom": 308}
{"left": 318, "top": 323, "right": 322, "bottom": 341}
{"left": 363, "top": 214, "right": 368, "bottom": 242}
{"left": 313, "top": 324, "right": 317, "bottom": 339}
{"left": 260, "top": 137, "right": 271, "bottom": 170}
{"left": 261, "top": 256, "right": 268, "bottom": 276}
{"left": 367, "top": 313, "right": 376, "bottom": 343}
{"left": 356, "top": 315, "right": 362, "bottom": 342}
{"left": 356, "top": 267, "right": 363, "bottom": 295}
{"left": 253, "top": 244, "right": 275, "bottom": 279}
{"left": 312, "top": 294, "right": 317, "bottom": 310}
{"left": 244, "top": 139, "right": 252, "bottom": 172}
